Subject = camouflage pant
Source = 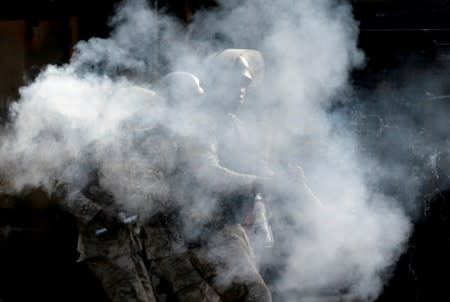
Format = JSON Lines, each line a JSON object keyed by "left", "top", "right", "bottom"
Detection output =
{"left": 188, "top": 224, "right": 272, "bottom": 302}
{"left": 143, "top": 224, "right": 220, "bottom": 302}
{"left": 85, "top": 252, "right": 156, "bottom": 302}
{"left": 79, "top": 223, "right": 156, "bottom": 302}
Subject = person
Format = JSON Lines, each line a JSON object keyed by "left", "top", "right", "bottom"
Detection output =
{"left": 176, "top": 49, "right": 273, "bottom": 302}
{"left": 203, "top": 49, "right": 321, "bottom": 263}
{"left": 203, "top": 48, "right": 274, "bottom": 259}
{"left": 141, "top": 70, "right": 270, "bottom": 302}
{"left": 204, "top": 50, "right": 328, "bottom": 302}
{"left": 139, "top": 71, "right": 221, "bottom": 302}
{"left": 56, "top": 86, "right": 161, "bottom": 302}
{"left": 57, "top": 162, "right": 157, "bottom": 302}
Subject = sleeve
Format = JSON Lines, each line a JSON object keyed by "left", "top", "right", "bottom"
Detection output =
{"left": 183, "top": 138, "right": 263, "bottom": 194}
{"left": 58, "top": 184, "right": 102, "bottom": 224}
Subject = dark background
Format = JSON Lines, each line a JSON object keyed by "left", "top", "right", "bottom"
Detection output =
{"left": 0, "top": 1, "right": 449, "bottom": 301}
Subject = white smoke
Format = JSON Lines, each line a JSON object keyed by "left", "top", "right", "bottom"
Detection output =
{"left": 0, "top": 0, "right": 414, "bottom": 301}
{"left": 188, "top": 2, "right": 410, "bottom": 299}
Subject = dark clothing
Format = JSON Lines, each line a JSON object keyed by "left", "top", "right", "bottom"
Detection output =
{"left": 86, "top": 252, "right": 155, "bottom": 302}
{"left": 188, "top": 224, "right": 272, "bottom": 302}
{"left": 142, "top": 219, "right": 220, "bottom": 302}
{"left": 125, "top": 125, "right": 220, "bottom": 302}
{"left": 170, "top": 131, "right": 272, "bottom": 302}
{"left": 60, "top": 179, "right": 156, "bottom": 302}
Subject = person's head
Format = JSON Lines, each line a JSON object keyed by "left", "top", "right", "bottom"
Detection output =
{"left": 155, "top": 71, "right": 204, "bottom": 108}
{"left": 205, "top": 49, "right": 264, "bottom": 112}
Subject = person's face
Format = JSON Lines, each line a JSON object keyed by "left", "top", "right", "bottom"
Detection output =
{"left": 222, "top": 57, "right": 252, "bottom": 109}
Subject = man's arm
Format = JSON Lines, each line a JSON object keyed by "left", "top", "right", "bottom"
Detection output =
{"left": 184, "top": 139, "right": 268, "bottom": 194}
{"left": 56, "top": 184, "right": 102, "bottom": 225}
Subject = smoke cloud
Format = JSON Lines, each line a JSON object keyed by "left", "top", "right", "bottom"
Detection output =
{"left": 0, "top": 0, "right": 426, "bottom": 301}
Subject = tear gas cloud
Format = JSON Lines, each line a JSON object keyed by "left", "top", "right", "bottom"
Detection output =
{"left": 335, "top": 63, "right": 450, "bottom": 218}
{"left": 0, "top": 0, "right": 418, "bottom": 301}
